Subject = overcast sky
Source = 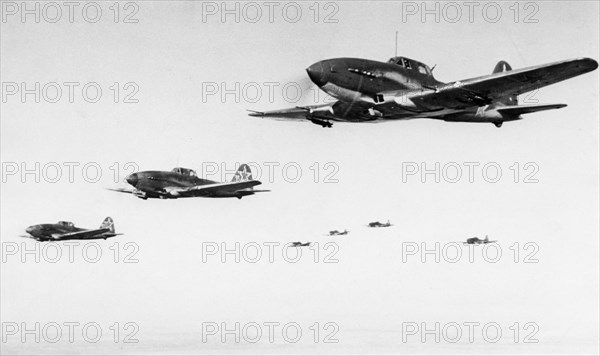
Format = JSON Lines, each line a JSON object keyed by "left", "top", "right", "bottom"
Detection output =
{"left": 1, "top": 1, "right": 598, "bottom": 354}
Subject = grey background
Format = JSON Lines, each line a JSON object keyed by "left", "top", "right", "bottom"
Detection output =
{"left": 1, "top": 1, "right": 598, "bottom": 354}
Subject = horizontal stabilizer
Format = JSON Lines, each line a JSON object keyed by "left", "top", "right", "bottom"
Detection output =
{"left": 496, "top": 103, "right": 567, "bottom": 116}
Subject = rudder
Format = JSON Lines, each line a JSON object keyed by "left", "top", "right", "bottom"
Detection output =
{"left": 232, "top": 164, "right": 253, "bottom": 182}
{"left": 492, "top": 60, "right": 512, "bottom": 74}
{"left": 100, "top": 217, "right": 115, "bottom": 233}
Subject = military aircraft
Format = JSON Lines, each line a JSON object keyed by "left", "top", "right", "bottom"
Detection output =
{"left": 464, "top": 236, "right": 497, "bottom": 245}
{"left": 23, "top": 217, "right": 122, "bottom": 242}
{"left": 291, "top": 242, "right": 311, "bottom": 247}
{"left": 368, "top": 220, "right": 392, "bottom": 228}
{"left": 109, "top": 164, "right": 268, "bottom": 200}
{"left": 328, "top": 229, "right": 349, "bottom": 236}
{"left": 249, "top": 55, "right": 598, "bottom": 128}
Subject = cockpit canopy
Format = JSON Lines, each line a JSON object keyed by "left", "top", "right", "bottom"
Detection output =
{"left": 172, "top": 167, "right": 197, "bottom": 177}
{"left": 57, "top": 221, "right": 75, "bottom": 227}
{"left": 387, "top": 56, "right": 433, "bottom": 76}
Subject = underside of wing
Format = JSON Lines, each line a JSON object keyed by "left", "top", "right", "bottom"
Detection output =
{"left": 414, "top": 58, "right": 598, "bottom": 109}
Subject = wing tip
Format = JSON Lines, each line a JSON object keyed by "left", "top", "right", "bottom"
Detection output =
{"left": 247, "top": 109, "right": 265, "bottom": 117}
{"left": 569, "top": 57, "right": 598, "bottom": 73}
{"left": 575, "top": 57, "right": 598, "bottom": 73}
{"left": 106, "top": 188, "right": 133, "bottom": 194}
{"left": 542, "top": 103, "right": 567, "bottom": 110}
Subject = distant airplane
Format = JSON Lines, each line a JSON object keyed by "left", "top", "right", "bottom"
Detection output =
{"left": 23, "top": 217, "right": 122, "bottom": 242}
{"left": 249, "top": 56, "right": 598, "bottom": 128}
{"left": 368, "top": 220, "right": 392, "bottom": 228}
{"left": 464, "top": 236, "right": 497, "bottom": 245}
{"left": 291, "top": 242, "right": 311, "bottom": 247}
{"left": 109, "top": 164, "right": 268, "bottom": 200}
{"left": 328, "top": 229, "right": 349, "bottom": 236}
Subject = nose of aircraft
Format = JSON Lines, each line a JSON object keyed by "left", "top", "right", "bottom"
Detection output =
{"left": 125, "top": 173, "right": 138, "bottom": 187}
{"left": 25, "top": 226, "right": 35, "bottom": 234}
{"left": 306, "top": 61, "right": 326, "bottom": 86}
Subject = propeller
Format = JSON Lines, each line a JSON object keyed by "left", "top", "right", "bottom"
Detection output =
{"left": 287, "top": 75, "right": 317, "bottom": 105}
{"left": 282, "top": 75, "right": 332, "bottom": 107}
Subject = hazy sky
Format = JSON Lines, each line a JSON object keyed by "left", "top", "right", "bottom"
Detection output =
{"left": 1, "top": 1, "right": 598, "bottom": 354}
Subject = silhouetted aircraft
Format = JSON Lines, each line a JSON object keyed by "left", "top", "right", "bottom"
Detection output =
{"left": 23, "top": 217, "right": 122, "bottom": 241}
{"left": 291, "top": 242, "right": 311, "bottom": 247}
{"left": 368, "top": 220, "right": 392, "bottom": 228}
{"left": 464, "top": 236, "right": 497, "bottom": 245}
{"left": 250, "top": 56, "right": 598, "bottom": 128}
{"left": 328, "top": 229, "right": 349, "bottom": 236}
{"left": 109, "top": 164, "right": 268, "bottom": 200}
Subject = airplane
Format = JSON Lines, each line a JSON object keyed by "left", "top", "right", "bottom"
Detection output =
{"left": 249, "top": 55, "right": 598, "bottom": 128}
{"left": 328, "top": 229, "right": 349, "bottom": 236}
{"left": 109, "top": 164, "right": 268, "bottom": 200}
{"left": 368, "top": 220, "right": 392, "bottom": 228}
{"left": 464, "top": 236, "right": 497, "bottom": 245}
{"left": 291, "top": 242, "right": 311, "bottom": 247}
{"left": 23, "top": 217, "right": 122, "bottom": 242}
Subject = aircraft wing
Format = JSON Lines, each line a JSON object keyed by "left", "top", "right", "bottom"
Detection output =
{"left": 495, "top": 103, "right": 567, "bottom": 116}
{"left": 249, "top": 101, "right": 382, "bottom": 125}
{"left": 167, "top": 180, "right": 263, "bottom": 197}
{"left": 51, "top": 228, "right": 110, "bottom": 240}
{"left": 107, "top": 187, "right": 135, "bottom": 194}
{"left": 410, "top": 58, "right": 598, "bottom": 109}
{"left": 248, "top": 104, "right": 337, "bottom": 121}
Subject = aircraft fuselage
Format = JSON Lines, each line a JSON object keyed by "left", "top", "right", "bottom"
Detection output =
{"left": 24, "top": 223, "right": 117, "bottom": 241}
{"left": 127, "top": 170, "right": 216, "bottom": 198}
{"left": 307, "top": 57, "right": 442, "bottom": 105}
{"left": 124, "top": 169, "right": 258, "bottom": 199}
{"left": 25, "top": 224, "right": 82, "bottom": 240}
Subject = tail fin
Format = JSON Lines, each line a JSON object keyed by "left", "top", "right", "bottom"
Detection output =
{"left": 492, "top": 60, "right": 512, "bottom": 74}
{"left": 100, "top": 217, "right": 115, "bottom": 233}
{"left": 232, "top": 164, "right": 253, "bottom": 182}
{"left": 492, "top": 61, "right": 517, "bottom": 106}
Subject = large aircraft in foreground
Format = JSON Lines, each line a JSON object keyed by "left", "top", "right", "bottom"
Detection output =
{"left": 249, "top": 56, "right": 598, "bottom": 128}
{"left": 24, "top": 217, "right": 122, "bottom": 241}
{"left": 109, "top": 164, "right": 268, "bottom": 200}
